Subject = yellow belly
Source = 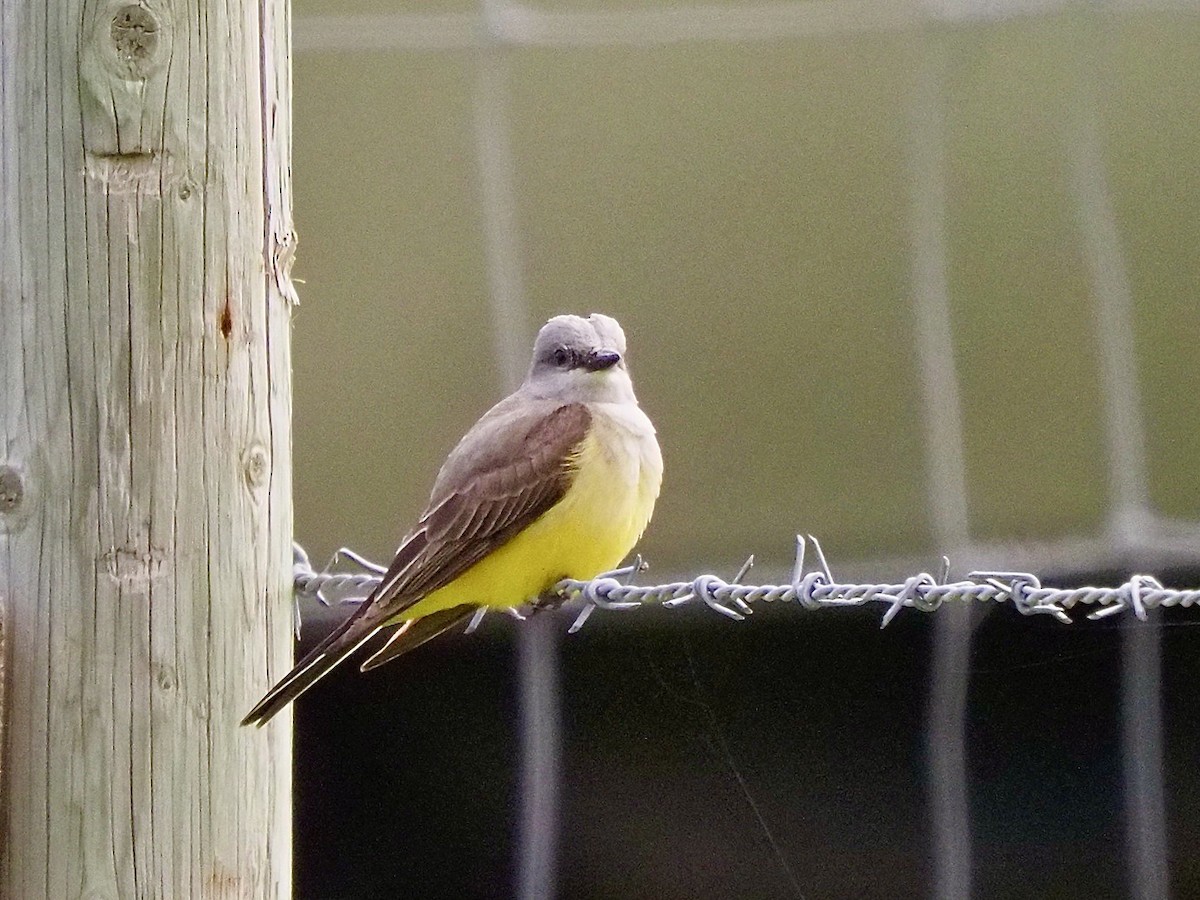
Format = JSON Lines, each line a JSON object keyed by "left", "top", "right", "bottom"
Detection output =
{"left": 404, "top": 419, "right": 660, "bottom": 618}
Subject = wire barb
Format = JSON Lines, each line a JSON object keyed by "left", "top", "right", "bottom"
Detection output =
{"left": 290, "top": 540, "right": 1200, "bottom": 635}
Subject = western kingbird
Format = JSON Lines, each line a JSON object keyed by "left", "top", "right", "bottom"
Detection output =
{"left": 242, "top": 313, "right": 662, "bottom": 726}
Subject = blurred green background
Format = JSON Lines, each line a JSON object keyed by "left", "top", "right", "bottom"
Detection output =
{"left": 291, "top": 5, "right": 1200, "bottom": 580}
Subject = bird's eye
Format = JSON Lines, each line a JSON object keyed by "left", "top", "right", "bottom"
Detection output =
{"left": 552, "top": 347, "right": 572, "bottom": 367}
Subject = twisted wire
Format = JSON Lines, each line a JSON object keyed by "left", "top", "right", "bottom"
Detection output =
{"left": 293, "top": 536, "right": 1200, "bottom": 636}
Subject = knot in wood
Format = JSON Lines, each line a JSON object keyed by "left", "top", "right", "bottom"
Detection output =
{"left": 243, "top": 445, "right": 270, "bottom": 490}
{"left": 109, "top": 4, "right": 163, "bottom": 80}
{"left": 153, "top": 663, "right": 177, "bottom": 692}
{"left": 0, "top": 466, "right": 23, "bottom": 512}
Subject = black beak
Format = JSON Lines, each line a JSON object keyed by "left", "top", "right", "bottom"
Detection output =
{"left": 584, "top": 349, "right": 621, "bottom": 372}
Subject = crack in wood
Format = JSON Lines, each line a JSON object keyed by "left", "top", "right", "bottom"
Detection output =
{"left": 84, "top": 151, "right": 179, "bottom": 196}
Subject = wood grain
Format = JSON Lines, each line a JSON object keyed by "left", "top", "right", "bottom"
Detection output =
{"left": 0, "top": 0, "right": 295, "bottom": 895}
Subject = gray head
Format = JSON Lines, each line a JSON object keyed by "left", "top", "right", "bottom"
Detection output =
{"left": 523, "top": 313, "right": 637, "bottom": 403}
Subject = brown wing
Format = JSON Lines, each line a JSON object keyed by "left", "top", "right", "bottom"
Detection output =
{"left": 240, "top": 400, "right": 591, "bottom": 726}
{"left": 366, "top": 400, "right": 591, "bottom": 617}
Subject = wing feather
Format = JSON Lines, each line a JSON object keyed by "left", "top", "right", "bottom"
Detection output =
{"left": 348, "top": 401, "right": 590, "bottom": 624}
{"left": 241, "top": 401, "right": 591, "bottom": 726}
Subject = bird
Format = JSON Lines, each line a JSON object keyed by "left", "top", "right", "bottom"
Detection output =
{"left": 242, "top": 313, "right": 663, "bottom": 726}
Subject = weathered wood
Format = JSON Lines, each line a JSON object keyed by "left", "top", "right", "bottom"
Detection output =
{"left": 0, "top": 0, "right": 295, "bottom": 896}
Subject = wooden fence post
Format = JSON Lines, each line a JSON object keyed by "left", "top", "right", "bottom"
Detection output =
{"left": 0, "top": 0, "right": 295, "bottom": 895}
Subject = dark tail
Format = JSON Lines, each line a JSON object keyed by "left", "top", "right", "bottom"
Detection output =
{"left": 359, "top": 604, "right": 475, "bottom": 672}
{"left": 241, "top": 606, "right": 381, "bottom": 727}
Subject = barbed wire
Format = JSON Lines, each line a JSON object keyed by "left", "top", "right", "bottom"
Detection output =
{"left": 292, "top": 535, "right": 1200, "bottom": 637}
